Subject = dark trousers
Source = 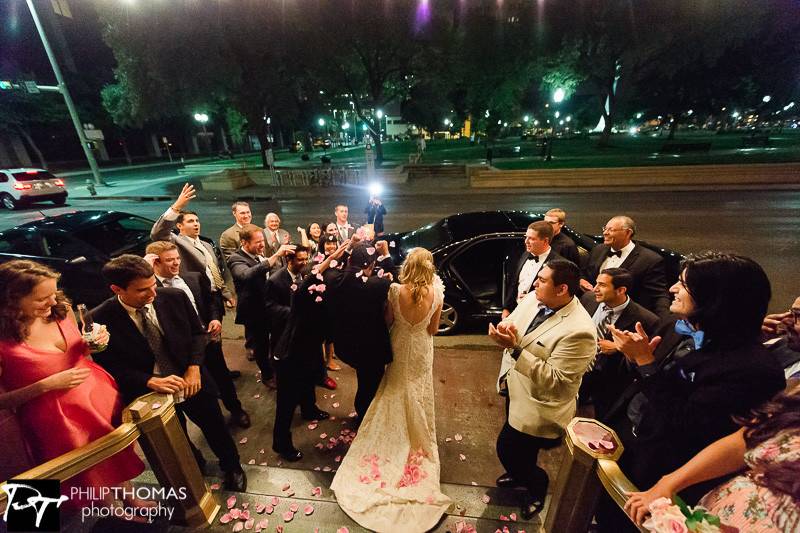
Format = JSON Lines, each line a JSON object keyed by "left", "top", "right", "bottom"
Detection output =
{"left": 176, "top": 389, "right": 240, "bottom": 472}
{"left": 272, "top": 362, "right": 317, "bottom": 451}
{"left": 244, "top": 321, "right": 273, "bottom": 380}
{"left": 354, "top": 363, "right": 385, "bottom": 419}
{"left": 496, "top": 421, "right": 560, "bottom": 502}
{"left": 203, "top": 340, "right": 242, "bottom": 412}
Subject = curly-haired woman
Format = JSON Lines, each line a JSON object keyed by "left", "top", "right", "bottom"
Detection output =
{"left": 0, "top": 260, "right": 146, "bottom": 512}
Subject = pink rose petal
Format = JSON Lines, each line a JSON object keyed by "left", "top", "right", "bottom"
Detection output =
{"left": 151, "top": 402, "right": 162, "bottom": 409}
{"left": 232, "top": 522, "right": 244, "bottom": 532}
{"left": 315, "top": 296, "right": 323, "bottom": 302}
{"left": 241, "top": 509, "right": 251, "bottom": 519}
{"left": 308, "top": 422, "right": 318, "bottom": 430}
{"left": 366, "top": 247, "right": 376, "bottom": 255}
{"left": 389, "top": 241, "right": 396, "bottom": 247}
{"left": 320, "top": 433, "right": 328, "bottom": 439}
{"left": 459, "top": 453, "right": 466, "bottom": 461}
{"left": 481, "top": 494, "right": 491, "bottom": 504}
{"left": 226, "top": 495, "right": 237, "bottom": 509}
{"left": 314, "top": 466, "right": 321, "bottom": 471}
{"left": 311, "top": 486, "right": 322, "bottom": 496}
{"left": 255, "top": 503, "right": 266, "bottom": 514}
{"left": 454, "top": 433, "right": 463, "bottom": 441}
{"left": 281, "top": 483, "right": 291, "bottom": 491}
{"left": 239, "top": 437, "right": 248, "bottom": 444}
{"left": 500, "top": 514, "right": 509, "bottom": 521}
{"left": 248, "top": 459, "right": 256, "bottom": 465}
{"left": 230, "top": 509, "right": 241, "bottom": 519}
{"left": 362, "top": 276, "right": 368, "bottom": 283}
{"left": 271, "top": 496, "right": 279, "bottom": 506}
{"left": 290, "top": 284, "right": 297, "bottom": 291}
{"left": 349, "top": 411, "right": 358, "bottom": 418}
{"left": 316, "top": 273, "right": 324, "bottom": 281}
{"left": 332, "top": 402, "right": 340, "bottom": 408}
{"left": 259, "top": 448, "right": 266, "bottom": 454}
{"left": 210, "top": 482, "right": 221, "bottom": 490}
{"left": 509, "top": 512, "right": 517, "bottom": 521}
{"left": 244, "top": 518, "right": 255, "bottom": 530}
{"left": 322, "top": 466, "right": 332, "bottom": 472}
{"left": 308, "top": 284, "right": 317, "bottom": 293}
{"left": 316, "top": 284, "right": 326, "bottom": 292}
{"left": 259, "top": 461, "right": 267, "bottom": 466}
{"left": 276, "top": 526, "right": 284, "bottom": 533}
{"left": 264, "top": 504, "right": 274, "bottom": 514}
{"left": 289, "top": 503, "right": 299, "bottom": 513}
{"left": 255, "top": 519, "right": 268, "bottom": 532}
{"left": 335, "top": 455, "right": 342, "bottom": 462}
{"left": 314, "top": 253, "right": 325, "bottom": 262}
{"left": 337, "top": 528, "right": 350, "bottom": 533}
{"left": 445, "top": 437, "right": 452, "bottom": 442}
{"left": 219, "top": 512, "right": 232, "bottom": 524}
{"left": 330, "top": 259, "right": 338, "bottom": 268}
{"left": 304, "top": 504, "right": 314, "bottom": 516}
{"left": 282, "top": 511, "right": 294, "bottom": 522}
{"left": 242, "top": 503, "right": 250, "bottom": 510}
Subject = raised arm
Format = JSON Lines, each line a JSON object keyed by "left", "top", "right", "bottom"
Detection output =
{"left": 297, "top": 227, "right": 310, "bottom": 248}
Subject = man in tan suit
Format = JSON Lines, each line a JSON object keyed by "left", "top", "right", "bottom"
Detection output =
{"left": 263, "top": 213, "right": 292, "bottom": 273}
{"left": 489, "top": 259, "right": 596, "bottom": 520}
{"left": 219, "top": 201, "right": 252, "bottom": 260}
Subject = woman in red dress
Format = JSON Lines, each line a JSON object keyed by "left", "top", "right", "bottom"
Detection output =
{"left": 0, "top": 260, "right": 146, "bottom": 511}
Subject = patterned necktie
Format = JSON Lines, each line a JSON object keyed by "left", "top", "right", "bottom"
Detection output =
{"left": 195, "top": 240, "right": 225, "bottom": 290}
{"left": 135, "top": 307, "right": 177, "bottom": 376}
{"left": 597, "top": 305, "right": 615, "bottom": 339}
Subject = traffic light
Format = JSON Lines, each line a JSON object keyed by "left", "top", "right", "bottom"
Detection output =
{"left": 0, "top": 81, "right": 13, "bottom": 90}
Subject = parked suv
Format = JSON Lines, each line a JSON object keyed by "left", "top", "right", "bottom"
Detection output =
{"left": 0, "top": 168, "right": 68, "bottom": 209}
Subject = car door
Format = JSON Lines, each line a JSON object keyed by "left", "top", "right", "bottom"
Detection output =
{"left": 446, "top": 235, "right": 521, "bottom": 317}
{"left": 39, "top": 230, "right": 110, "bottom": 307}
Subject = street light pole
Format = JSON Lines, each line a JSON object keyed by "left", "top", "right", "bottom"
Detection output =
{"left": 26, "top": 0, "right": 105, "bottom": 186}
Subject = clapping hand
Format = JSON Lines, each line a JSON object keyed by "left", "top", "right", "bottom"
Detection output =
{"left": 609, "top": 322, "right": 660, "bottom": 366}
{"left": 488, "top": 322, "right": 517, "bottom": 349}
{"left": 375, "top": 240, "right": 389, "bottom": 256}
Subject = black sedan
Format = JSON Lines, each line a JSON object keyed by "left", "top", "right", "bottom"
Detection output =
{"left": 384, "top": 211, "right": 682, "bottom": 334}
{"left": 0, "top": 210, "right": 221, "bottom": 307}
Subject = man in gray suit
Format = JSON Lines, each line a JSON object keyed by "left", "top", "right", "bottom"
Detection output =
{"left": 219, "top": 201, "right": 252, "bottom": 260}
{"left": 263, "top": 212, "right": 292, "bottom": 273}
{"left": 151, "top": 183, "right": 235, "bottom": 308}
{"left": 489, "top": 259, "right": 596, "bottom": 520}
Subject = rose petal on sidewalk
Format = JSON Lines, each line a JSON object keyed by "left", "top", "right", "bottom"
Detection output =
{"left": 454, "top": 433, "right": 463, "bottom": 441}
{"left": 226, "top": 495, "right": 237, "bottom": 509}
{"left": 459, "top": 453, "right": 466, "bottom": 461}
{"left": 219, "top": 513, "right": 232, "bottom": 524}
{"left": 232, "top": 522, "right": 244, "bottom": 532}
{"left": 244, "top": 518, "right": 254, "bottom": 530}
{"left": 210, "top": 482, "right": 221, "bottom": 490}
{"left": 282, "top": 511, "right": 294, "bottom": 522}
{"left": 239, "top": 437, "right": 248, "bottom": 444}
{"left": 311, "top": 486, "right": 322, "bottom": 496}
{"left": 481, "top": 494, "right": 491, "bottom": 504}
{"left": 304, "top": 504, "right": 315, "bottom": 516}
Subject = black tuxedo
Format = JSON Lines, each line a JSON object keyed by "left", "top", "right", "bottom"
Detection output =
{"left": 579, "top": 293, "right": 660, "bottom": 419}
{"left": 583, "top": 243, "right": 671, "bottom": 316}
{"left": 550, "top": 232, "right": 580, "bottom": 267}
{"left": 227, "top": 249, "right": 273, "bottom": 380}
{"left": 329, "top": 267, "right": 392, "bottom": 417}
{"left": 503, "top": 248, "right": 563, "bottom": 313}
{"left": 264, "top": 267, "right": 299, "bottom": 353}
{"left": 91, "top": 289, "right": 241, "bottom": 472}
{"left": 156, "top": 273, "right": 242, "bottom": 413}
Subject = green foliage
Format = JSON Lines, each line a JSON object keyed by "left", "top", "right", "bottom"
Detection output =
{"left": 225, "top": 107, "right": 248, "bottom": 146}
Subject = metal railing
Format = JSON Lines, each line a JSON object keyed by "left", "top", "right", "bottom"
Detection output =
{"left": 272, "top": 167, "right": 365, "bottom": 187}
{"left": 0, "top": 393, "right": 219, "bottom": 527}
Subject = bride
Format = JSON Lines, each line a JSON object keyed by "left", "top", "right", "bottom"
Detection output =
{"left": 331, "top": 247, "right": 452, "bottom": 532}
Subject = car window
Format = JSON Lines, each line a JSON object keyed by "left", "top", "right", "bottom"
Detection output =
{"left": 450, "top": 237, "right": 517, "bottom": 308}
{"left": 41, "top": 231, "right": 98, "bottom": 259}
{"left": 11, "top": 170, "right": 59, "bottom": 182}
{"left": 399, "top": 220, "right": 450, "bottom": 251}
{"left": 0, "top": 229, "right": 44, "bottom": 256}
{"left": 73, "top": 215, "right": 152, "bottom": 256}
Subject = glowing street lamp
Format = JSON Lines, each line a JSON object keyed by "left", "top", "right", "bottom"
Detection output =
{"left": 443, "top": 118, "right": 451, "bottom": 126}
{"left": 194, "top": 112, "right": 210, "bottom": 153}
{"left": 762, "top": 95, "right": 772, "bottom": 103}
{"left": 317, "top": 118, "right": 326, "bottom": 127}
{"left": 342, "top": 121, "right": 351, "bottom": 130}
{"left": 375, "top": 109, "right": 384, "bottom": 119}
{"left": 553, "top": 88, "right": 566, "bottom": 104}
{"left": 523, "top": 115, "right": 530, "bottom": 123}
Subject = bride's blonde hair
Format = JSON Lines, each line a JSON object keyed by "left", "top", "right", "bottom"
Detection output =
{"left": 398, "top": 247, "right": 435, "bottom": 304}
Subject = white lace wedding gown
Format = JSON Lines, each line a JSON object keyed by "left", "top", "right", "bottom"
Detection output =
{"left": 331, "top": 281, "right": 452, "bottom": 532}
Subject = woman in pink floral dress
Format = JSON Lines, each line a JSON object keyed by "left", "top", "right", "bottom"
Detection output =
{"left": 331, "top": 248, "right": 452, "bottom": 532}
{"left": 625, "top": 384, "right": 800, "bottom": 532}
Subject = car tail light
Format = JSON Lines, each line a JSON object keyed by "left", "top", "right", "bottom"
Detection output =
{"left": 25, "top": 170, "right": 39, "bottom": 175}
{"left": 53, "top": 179, "right": 65, "bottom": 186}
{"left": 13, "top": 183, "right": 32, "bottom": 190}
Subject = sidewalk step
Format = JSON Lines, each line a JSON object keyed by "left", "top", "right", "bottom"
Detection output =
{"left": 133, "top": 463, "right": 541, "bottom": 532}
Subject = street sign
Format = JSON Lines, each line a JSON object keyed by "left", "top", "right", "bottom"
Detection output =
{"left": 84, "top": 129, "right": 105, "bottom": 141}
{"left": 24, "top": 81, "right": 40, "bottom": 94}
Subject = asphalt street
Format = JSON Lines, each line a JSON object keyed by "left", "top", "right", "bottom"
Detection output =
{"left": 1, "top": 185, "right": 798, "bottom": 312}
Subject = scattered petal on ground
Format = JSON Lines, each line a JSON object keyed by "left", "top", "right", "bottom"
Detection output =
{"left": 332, "top": 402, "right": 340, "bottom": 408}
{"left": 481, "top": 494, "right": 491, "bottom": 504}
{"left": 314, "top": 466, "right": 321, "bottom": 471}
{"left": 239, "top": 437, "right": 248, "bottom": 444}
{"left": 285, "top": 490, "right": 295, "bottom": 497}
{"left": 337, "top": 528, "right": 350, "bottom": 533}
{"left": 259, "top": 462, "right": 267, "bottom": 466}
{"left": 459, "top": 453, "right": 466, "bottom": 461}
{"left": 454, "top": 433, "right": 463, "bottom": 441}
{"left": 241, "top": 510, "right": 251, "bottom": 520}
{"left": 276, "top": 526, "right": 284, "bottom": 533}
{"left": 264, "top": 504, "right": 274, "bottom": 514}
{"left": 259, "top": 448, "right": 266, "bottom": 454}
{"left": 242, "top": 503, "right": 249, "bottom": 510}
{"left": 499, "top": 514, "right": 509, "bottom": 521}
{"left": 253, "top": 394, "right": 261, "bottom": 399}
{"left": 248, "top": 459, "right": 255, "bottom": 464}
{"left": 244, "top": 518, "right": 254, "bottom": 530}
{"left": 230, "top": 509, "right": 241, "bottom": 519}
{"left": 226, "top": 495, "right": 237, "bottom": 509}
{"left": 254, "top": 518, "right": 268, "bottom": 532}
{"left": 311, "top": 486, "right": 322, "bottom": 496}
{"left": 315, "top": 296, "right": 323, "bottom": 303}
{"left": 445, "top": 437, "right": 452, "bottom": 442}
{"left": 219, "top": 513, "right": 232, "bottom": 524}
{"left": 271, "top": 496, "right": 279, "bottom": 506}
{"left": 470, "top": 481, "right": 478, "bottom": 486}
{"left": 151, "top": 402, "right": 162, "bottom": 409}
{"left": 335, "top": 455, "right": 342, "bottom": 462}
{"left": 349, "top": 411, "right": 358, "bottom": 418}
{"left": 282, "top": 511, "right": 294, "bottom": 522}
{"left": 320, "top": 433, "right": 328, "bottom": 439}
{"left": 308, "top": 422, "right": 318, "bottom": 430}
{"left": 509, "top": 512, "right": 517, "bottom": 521}
{"left": 232, "top": 522, "right": 244, "bottom": 532}
{"left": 255, "top": 503, "right": 265, "bottom": 514}
{"left": 210, "top": 482, "right": 220, "bottom": 490}
{"left": 281, "top": 483, "right": 290, "bottom": 491}
{"left": 322, "top": 466, "right": 332, "bottom": 472}
{"left": 289, "top": 503, "right": 299, "bottom": 513}
{"left": 304, "top": 504, "right": 315, "bottom": 516}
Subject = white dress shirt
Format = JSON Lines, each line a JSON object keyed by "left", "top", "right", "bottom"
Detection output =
{"left": 517, "top": 248, "right": 552, "bottom": 302}
{"left": 591, "top": 296, "right": 631, "bottom": 328}
{"left": 599, "top": 241, "right": 636, "bottom": 272}
{"left": 118, "top": 297, "right": 164, "bottom": 374}
{"left": 156, "top": 274, "right": 198, "bottom": 315}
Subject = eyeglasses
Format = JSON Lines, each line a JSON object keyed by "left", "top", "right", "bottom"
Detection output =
{"left": 602, "top": 226, "right": 625, "bottom": 233}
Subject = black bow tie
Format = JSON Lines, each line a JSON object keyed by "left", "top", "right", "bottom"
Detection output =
{"left": 527, "top": 253, "right": 539, "bottom": 263}
{"left": 607, "top": 249, "right": 622, "bottom": 258}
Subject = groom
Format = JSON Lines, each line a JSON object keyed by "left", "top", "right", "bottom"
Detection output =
{"left": 329, "top": 243, "right": 392, "bottom": 420}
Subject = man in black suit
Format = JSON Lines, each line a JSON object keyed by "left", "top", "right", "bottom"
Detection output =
{"left": 581, "top": 215, "right": 671, "bottom": 316}
{"left": 544, "top": 208, "right": 580, "bottom": 266}
{"left": 227, "top": 224, "right": 295, "bottom": 388}
{"left": 502, "top": 220, "right": 563, "bottom": 319}
{"left": 579, "top": 268, "right": 659, "bottom": 420}
{"left": 146, "top": 240, "right": 251, "bottom": 428}
{"left": 329, "top": 244, "right": 393, "bottom": 419}
{"left": 91, "top": 255, "right": 246, "bottom": 491}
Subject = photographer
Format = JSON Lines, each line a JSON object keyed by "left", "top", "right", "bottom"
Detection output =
{"left": 364, "top": 195, "right": 387, "bottom": 237}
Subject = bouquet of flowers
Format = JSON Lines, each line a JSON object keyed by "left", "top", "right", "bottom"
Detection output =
{"left": 643, "top": 496, "right": 737, "bottom": 533}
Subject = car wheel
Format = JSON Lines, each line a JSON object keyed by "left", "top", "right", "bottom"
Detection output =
{"left": 437, "top": 301, "right": 459, "bottom": 335}
{"left": 52, "top": 196, "right": 67, "bottom": 206}
{"left": 1, "top": 193, "right": 17, "bottom": 210}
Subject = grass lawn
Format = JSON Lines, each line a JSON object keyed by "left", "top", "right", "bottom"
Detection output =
{"left": 243, "top": 130, "right": 800, "bottom": 170}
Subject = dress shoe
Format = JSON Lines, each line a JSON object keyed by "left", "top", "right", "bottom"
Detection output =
{"left": 229, "top": 370, "right": 242, "bottom": 379}
{"left": 302, "top": 409, "right": 330, "bottom": 421}
{"left": 273, "top": 447, "right": 303, "bottom": 462}
{"left": 520, "top": 495, "right": 545, "bottom": 520}
{"left": 496, "top": 472, "right": 524, "bottom": 488}
{"left": 230, "top": 409, "right": 251, "bottom": 428}
{"left": 320, "top": 376, "right": 337, "bottom": 390}
{"left": 223, "top": 468, "right": 247, "bottom": 492}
